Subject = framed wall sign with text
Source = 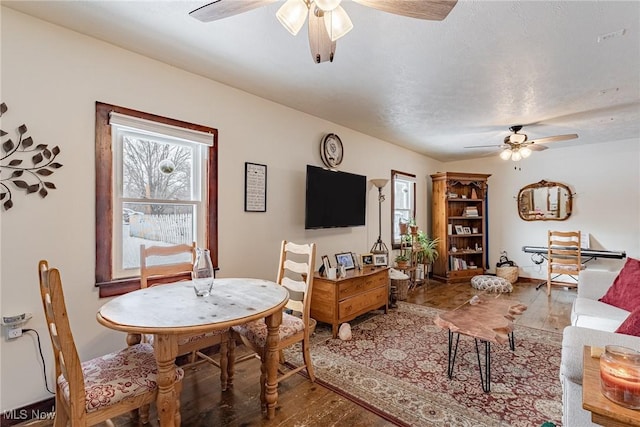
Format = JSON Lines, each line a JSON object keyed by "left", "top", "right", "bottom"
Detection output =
{"left": 244, "top": 162, "right": 267, "bottom": 212}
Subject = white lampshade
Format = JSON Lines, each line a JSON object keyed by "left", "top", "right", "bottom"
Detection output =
{"left": 520, "top": 146, "right": 532, "bottom": 158}
{"left": 315, "top": 0, "right": 341, "bottom": 11}
{"left": 370, "top": 179, "right": 389, "bottom": 189}
{"left": 510, "top": 133, "right": 527, "bottom": 144}
{"left": 511, "top": 150, "right": 522, "bottom": 161}
{"left": 324, "top": 5, "right": 353, "bottom": 41}
{"left": 499, "top": 149, "right": 512, "bottom": 160}
{"left": 277, "top": 0, "right": 308, "bottom": 36}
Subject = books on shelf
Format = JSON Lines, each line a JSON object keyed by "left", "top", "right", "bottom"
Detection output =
{"left": 450, "top": 256, "right": 481, "bottom": 271}
{"left": 464, "top": 206, "right": 479, "bottom": 217}
{"left": 450, "top": 257, "right": 467, "bottom": 271}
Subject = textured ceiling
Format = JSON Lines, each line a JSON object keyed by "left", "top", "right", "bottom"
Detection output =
{"left": 4, "top": 0, "right": 640, "bottom": 161}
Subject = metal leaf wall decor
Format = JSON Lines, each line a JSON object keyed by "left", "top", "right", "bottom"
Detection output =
{"left": 0, "top": 102, "right": 63, "bottom": 210}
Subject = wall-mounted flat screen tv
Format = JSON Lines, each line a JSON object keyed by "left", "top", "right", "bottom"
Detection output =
{"left": 305, "top": 165, "right": 366, "bottom": 229}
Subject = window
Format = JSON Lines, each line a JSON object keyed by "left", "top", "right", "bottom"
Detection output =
{"left": 95, "top": 103, "right": 218, "bottom": 297}
{"left": 391, "top": 170, "right": 416, "bottom": 249}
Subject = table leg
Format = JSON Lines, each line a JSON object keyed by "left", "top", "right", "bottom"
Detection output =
{"left": 447, "top": 331, "right": 460, "bottom": 379}
{"left": 227, "top": 336, "right": 236, "bottom": 388}
{"left": 263, "top": 310, "right": 283, "bottom": 420}
{"left": 126, "top": 332, "right": 142, "bottom": 346}
{"left": 474, "top": 339, "right": 491, "bottom": 393}
{"left": 154, "top": 334, "right": 180, "bottom": 427}
{"left": 509, "top": 331, "right": 515, "bottom": 351}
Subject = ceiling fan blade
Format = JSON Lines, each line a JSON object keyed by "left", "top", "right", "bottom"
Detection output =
{"left": 528, "top": 133, "right": 579, "bottom": 144}
{"left": 189, "top": 0, "right": 278, "bottom": 22}
{"left": 308, "top": 8, "right": 336, "bottom": 63}
{"left": 529, "top": 144, "right": 548, "bottom": 151}
{"left": 464, "top": 144, "right": 504, "bottom": 149}
{"left": 352, "top": 0, "right": 457, "bottom": 20}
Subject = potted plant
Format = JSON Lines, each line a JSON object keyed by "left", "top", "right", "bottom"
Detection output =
{"left": 409, "top": 218, "right": 419, "bottom": 235}
{"left": 394, "top": 254, "right": 410, "bottom": 269}
{"left": 399, "top": 220, "right": 409, "bottom": 235}
{"left": 415, "top": 230, "right": 439, "bottom": 266}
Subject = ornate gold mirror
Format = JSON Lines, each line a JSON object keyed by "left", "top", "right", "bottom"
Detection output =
{"left": 518, "top": 180, "right": 572, "bottom": 221}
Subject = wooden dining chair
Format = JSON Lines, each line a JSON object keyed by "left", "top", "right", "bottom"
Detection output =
{"left": 38, "top": 260, "right": 184, "bottom": 426}
{"left": 547, "top": 230, "right": 583, "bottom": 296}
{"left": 140, "top": 243, "right": 231, "bottom": 389}
{"left": 229, "top": 240, "right": 317, "bottom": 407}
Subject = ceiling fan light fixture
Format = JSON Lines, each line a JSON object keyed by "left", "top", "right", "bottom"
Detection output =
{"left": 324, "top": 5, "right": 353, "bottom": 41}
{"left": 520, "top": 146, "right": 532, "bottom": 158}
{"left": 511, "top": 149, "right": 522, "bottom": 162}
{"left": 277, "top": 0, "right": 309, "bottom": 36}
{"left": 510, "top": 133, "right": 527, "bottom": 144}
{"left": 314, "top": 0, "right": 341, "bottom": 11}
{"left": 499, "top": 149, "right": 512, "bottom": 160}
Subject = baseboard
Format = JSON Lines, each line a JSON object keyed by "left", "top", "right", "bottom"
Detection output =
{"left": 0, "top": 398, "right": 55, "bottom": 427}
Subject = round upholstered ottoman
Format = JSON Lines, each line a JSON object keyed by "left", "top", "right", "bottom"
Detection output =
{"left": 470, "top": 275, "right": 513, "bottom": 293}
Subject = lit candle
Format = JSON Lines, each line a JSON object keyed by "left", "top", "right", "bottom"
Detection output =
{"left": 600, "top": 345, "right": 640, "bottom": 409}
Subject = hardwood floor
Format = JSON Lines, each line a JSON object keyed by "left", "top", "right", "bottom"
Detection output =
{"left": 18, "top": 280, "right": 575, "bottom": 427}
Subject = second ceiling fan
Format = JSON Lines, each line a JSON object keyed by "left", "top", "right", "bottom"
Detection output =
{"left": 190, "top": 0, "right": 458, "bottom": 63}
{"left": 465, "top": 125, "right": 579, "bottom": 161}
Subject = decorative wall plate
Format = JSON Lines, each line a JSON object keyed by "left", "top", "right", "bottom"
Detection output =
{"left": 320, "top": 133, "right": 343, "bottom": 168}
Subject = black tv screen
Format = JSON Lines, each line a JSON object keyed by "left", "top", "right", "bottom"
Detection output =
{"left": 305, "top": 165, "right": 366, "bottom": 229}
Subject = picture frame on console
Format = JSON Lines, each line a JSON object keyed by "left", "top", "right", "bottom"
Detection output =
{"left": 463, "top": 226, "right": 472, "bottom": 234}
{"left": 361, "top": 253, "right": 374, "bottom": 267}
{"left": 352, "top": 252, "right": 361, "bottom": 269}
{"left": 455, "top": 225, "right": 464, "bottom": 234}
{"left": 321, "top": 255, "right": 331, "bottom": 275}
{"left": 335, "top": 252, "right": 355, "bottom": 270}
{"left": 373, "top": 253, "right": 388, "bottom": 267}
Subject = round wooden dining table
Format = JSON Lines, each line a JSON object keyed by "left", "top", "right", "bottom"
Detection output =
{"left": 97, "top": 278, "right": 289, "bottom": 427}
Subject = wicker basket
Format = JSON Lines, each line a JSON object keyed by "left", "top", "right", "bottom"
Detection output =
{"left": 392, "top": 278, "right": 410, "bottom": 301}
{"left": 496, "top": 266, "right": 519, "bottom": 284}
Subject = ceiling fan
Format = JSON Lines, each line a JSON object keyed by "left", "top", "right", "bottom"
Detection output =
{"left": 189, "top": 0, "right": 458, "bottom": 63}
{"left": 464, "top": 125, "right": 579, "bottom": 161}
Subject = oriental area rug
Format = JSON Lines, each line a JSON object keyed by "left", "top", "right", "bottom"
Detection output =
{"left": 285, "top": 302, "right": 563, "bottom": 427}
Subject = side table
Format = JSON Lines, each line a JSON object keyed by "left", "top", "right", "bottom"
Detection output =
{"left": 582, "top": 346, "right": 640, "bottom": 426}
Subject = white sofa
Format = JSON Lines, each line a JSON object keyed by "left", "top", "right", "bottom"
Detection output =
{"left": 570, "top": 269, "right": 631, "bottom": 332}
{"left": 560, "top": 269, "right": 640, "bottom": 427}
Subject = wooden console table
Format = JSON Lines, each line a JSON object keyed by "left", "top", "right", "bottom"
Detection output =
{"left": 311, "top": 267, "right": 389, "bottom": 338}
{"left": 583, "top": 346, "right": 640, "bottom": 426}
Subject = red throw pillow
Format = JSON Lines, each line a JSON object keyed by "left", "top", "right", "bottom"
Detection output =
{"left": 599, "top": 257, "right": 640, "bottom": 312}
{"left": 616, "top": 307, "right": 640, "bottom": 336}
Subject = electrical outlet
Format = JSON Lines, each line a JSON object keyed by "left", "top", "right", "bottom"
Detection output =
{"left": 7, "top": 326, "right": 22, "bottom": 339}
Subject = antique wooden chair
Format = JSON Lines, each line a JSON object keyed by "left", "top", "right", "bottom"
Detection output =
{"left": 140, "top": 243, "right": 230, "bottom": 390}
{"left": 229, "top": 240, "right": 317, "bottom": 406}
{"left": 38, "top": 260, "right": 184, "bottom": 426}
{"left": 547, "top": 230, "right": 583, "bottom": 296}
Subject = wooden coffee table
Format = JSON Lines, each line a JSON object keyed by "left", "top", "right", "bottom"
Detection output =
{"left": 434, "top": 294, "right": 527, "bottom": 392}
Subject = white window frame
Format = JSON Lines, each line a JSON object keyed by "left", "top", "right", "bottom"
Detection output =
{"left": 109, "top": 113, "right": 213, "bottom": 279}
{"left": 391, "top": 170, "right": 416, "bottom": 248}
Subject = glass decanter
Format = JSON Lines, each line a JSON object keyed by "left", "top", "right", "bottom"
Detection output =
{"left": 192, "top": 248, "right": 214, "bottom": 297}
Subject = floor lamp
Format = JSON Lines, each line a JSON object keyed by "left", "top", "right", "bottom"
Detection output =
{"left": 370, "top": 179, "right": 389, "bottom": 255}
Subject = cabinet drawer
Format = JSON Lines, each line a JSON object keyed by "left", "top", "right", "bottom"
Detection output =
{"left": 338, "top": 278, "right": 369, "bottom": 300}
{"left": 338, "top": 271, "right": 387, "bottom": 300}
{"left": 338, "top": 287, "right": 387, "bottom": 319}
{"left": 448, "top": 268, "right": 482, "bottom": 279}
{"left": 365, "top": 271, "right": 388, "bottom": 289}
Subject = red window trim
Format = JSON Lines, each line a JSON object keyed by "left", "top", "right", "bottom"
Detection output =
{"left": 95, "top": 102, "right": 218, "bottom": 298}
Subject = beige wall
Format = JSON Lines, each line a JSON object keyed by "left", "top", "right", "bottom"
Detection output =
{"left": 2, "top": 6, "right": 639, "bottom": 413}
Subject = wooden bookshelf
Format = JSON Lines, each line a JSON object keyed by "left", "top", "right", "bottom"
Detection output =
{"left": 431, "top": 172, "right": 491, "bottom": 284}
